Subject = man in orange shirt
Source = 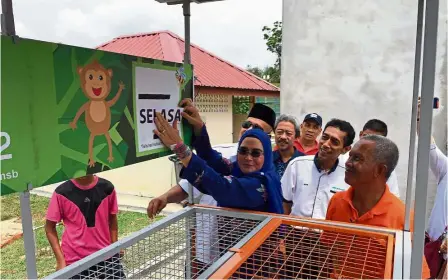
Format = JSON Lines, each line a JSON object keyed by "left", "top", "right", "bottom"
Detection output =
{"left": 326, "top": 134, "right": 430, "bottom": 279}
{"left": 294, "top": 113, "right": 322, "bottom": 155}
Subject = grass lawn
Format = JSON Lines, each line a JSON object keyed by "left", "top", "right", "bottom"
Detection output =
{"left": 1, "top": 193, "right": 50, "bottom": 226}
{"left": 0, "top": 193, "right": 164, "bottom": 279}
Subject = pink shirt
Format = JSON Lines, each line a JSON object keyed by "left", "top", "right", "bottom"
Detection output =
{"left": 46, "top": 176, "right": 118, "bottom": 265}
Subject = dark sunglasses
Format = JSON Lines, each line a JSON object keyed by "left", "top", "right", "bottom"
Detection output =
{"left": 238, "top": 147, "right": 264, "bottom": 158}
{"left": 241, "top": 120, "right": 264, "bottom": 131}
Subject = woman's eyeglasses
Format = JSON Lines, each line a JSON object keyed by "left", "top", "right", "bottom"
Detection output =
{"left": 241, "top": 120, "right": 264, "bottom": 131}
{"left": 238, "top": 147, "right": 264, "bottom": 158}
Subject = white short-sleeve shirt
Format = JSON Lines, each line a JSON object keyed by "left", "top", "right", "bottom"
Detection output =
{"left": 427, "top": 143, "right": 448, "bottom": 260}
{"left": 178, "top": 142, "right": 238, "bottom": 263}
{"left": 281, "top": 155, "right": 349, "bottom": 219}
{"left": 179, "top": 143, "right": 238, "bottom": 205}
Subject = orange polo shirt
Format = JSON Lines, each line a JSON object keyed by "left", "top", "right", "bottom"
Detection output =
{"left": 326, "top": 185, "right": 430, "bottom": 279}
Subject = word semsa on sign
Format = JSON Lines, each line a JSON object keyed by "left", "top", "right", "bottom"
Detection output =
{"left": 139, "top": 108, "right": 182, "bottom": 124}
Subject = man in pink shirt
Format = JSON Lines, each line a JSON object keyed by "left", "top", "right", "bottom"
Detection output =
{"left": 45, "top": 174, "right": 124, "bottom": 279}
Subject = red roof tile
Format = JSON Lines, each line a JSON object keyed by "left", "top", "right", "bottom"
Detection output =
{"left": 97, "top": 31, "right": 279, "bottom": 92}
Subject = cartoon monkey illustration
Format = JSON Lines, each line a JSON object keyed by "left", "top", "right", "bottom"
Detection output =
{"left": 69, "top": 60, "right": 125, "bottom": 167}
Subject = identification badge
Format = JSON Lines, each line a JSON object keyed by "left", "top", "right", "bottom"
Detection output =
{"left": 330, "top": 186, "right": 346, "bottom": 194}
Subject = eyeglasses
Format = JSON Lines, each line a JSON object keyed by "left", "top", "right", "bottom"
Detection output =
{"left": 241, "top": 120, "right": 264, "bottom": 131}
{"left": 238, "top": 147, "right": 264, "bottom": 158}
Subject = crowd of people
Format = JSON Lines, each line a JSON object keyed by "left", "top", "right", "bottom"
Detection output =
{"left": 149, "top": 98, "right": 446, "bottom": 279}
{"left": 43, "top": 98, "right": 447, "bottom": 279}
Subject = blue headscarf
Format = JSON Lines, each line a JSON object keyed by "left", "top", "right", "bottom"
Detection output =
{"left": 232, "top": 129, "right": 284, "bottom": 214}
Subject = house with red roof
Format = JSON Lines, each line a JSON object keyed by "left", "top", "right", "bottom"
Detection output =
{"left": 97, "top": 30, "right": 280, "bottom": 144}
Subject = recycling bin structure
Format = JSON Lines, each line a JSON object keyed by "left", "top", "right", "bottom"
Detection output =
{"left": 45, "top": 205, "right": 408, "bottom": 279}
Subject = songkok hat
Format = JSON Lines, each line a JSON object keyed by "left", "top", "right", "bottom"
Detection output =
{"left": 248, "top": 103, "right": 276, "bottom": 130}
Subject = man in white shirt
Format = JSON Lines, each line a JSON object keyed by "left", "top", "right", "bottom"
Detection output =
{"left": 416, "top": 96, "right": 447, "bottom": 277}
{"left": 427, "top": 138, "right": 447, "bottom": 255}
{"left": 147, "top": 101, "right": 276, "bottom": 270}
{"left": 340, "top": 119, "right": 400, "bottom": 198}
{"left": 282, "top": 118, "right": 356, "bottom": 219}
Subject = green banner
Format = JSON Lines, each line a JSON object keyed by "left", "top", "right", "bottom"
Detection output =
{"left": 0, "top": 36, "right": 193, "bottom": 195}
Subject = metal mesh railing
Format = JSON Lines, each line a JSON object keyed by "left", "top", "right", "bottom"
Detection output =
{"left": 46, "top": 207, "right": 398, "bottom": 280}
{"left": 187, "top": 212, "right": 263, "bottom": 278}
{"left": 229, "top": 223, "right": 391, "bottom": 279}
{"left": 46, "top": 208, "right": 264, "bottom": 279}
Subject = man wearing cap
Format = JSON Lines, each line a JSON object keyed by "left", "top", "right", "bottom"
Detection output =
{"left": 294, "top": 113, "right": 323, "bottom": 155}
{"left": 147, "top": 100, "right": 276, "bottom": 271}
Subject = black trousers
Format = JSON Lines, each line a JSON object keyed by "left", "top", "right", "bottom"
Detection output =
{"left": 70, "top": 254, "right": 126, "bottom": 279}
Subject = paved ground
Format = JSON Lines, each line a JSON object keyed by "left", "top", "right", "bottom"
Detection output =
{"left": 0, "top": 218, "right": 22, "bottom": 246}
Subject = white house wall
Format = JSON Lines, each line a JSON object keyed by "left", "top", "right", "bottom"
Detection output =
{"left": 195, "top": 93, "right": 234, "bottom": 145}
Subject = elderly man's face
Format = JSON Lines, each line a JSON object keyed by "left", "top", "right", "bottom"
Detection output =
{"left": 344, "top": 139, "right": 378, "bottom": 186}
{"left": 275, "top": 121, "right": 295, "bottom": 151}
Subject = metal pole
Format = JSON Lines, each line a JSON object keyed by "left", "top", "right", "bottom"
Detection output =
{"left": 404, "top": 0, "right": 425, "bottom": 232}
{"left": 183, "top": 0, "right": 191, "bottom": 65}
{"left": 410, "top": 0, "right": 439, "bottom": 278}
{"left": 1, "top": 0, "right": 16, "bottom": 35}
{"left": 183, "top": 0, "right": 194, "bottom": 205}
{"left": 2, "top": 3, "right": 36, "bottom": 278}
{"left": 20, "top": 184, "right": 38, "bottom": 279}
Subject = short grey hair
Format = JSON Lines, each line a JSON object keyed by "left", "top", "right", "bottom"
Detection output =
{"left": 362, "top": 135, "right": 399, "bottom": 179}
{"left": 274, "top": 114, "right": 300, "bottom": 137}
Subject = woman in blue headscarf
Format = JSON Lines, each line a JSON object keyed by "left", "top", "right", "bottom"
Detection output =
{"left": 153, "top": 112, "right": 283, "bottom": 214}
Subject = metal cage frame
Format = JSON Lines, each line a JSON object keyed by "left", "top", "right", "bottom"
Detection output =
{"left": 45, "top": 205, "right": 406, "bottom": 279}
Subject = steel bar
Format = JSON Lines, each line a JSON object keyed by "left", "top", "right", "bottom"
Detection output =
{"left": 392, "top": 230, "right": 404, "bottom": 279}
{"left": 194, "top": 206, "right": 399, "bottom": 235}
{"left": 182, "top": 0, "right": 195, "bottom": 205}
{"left": 1, "top": 0, "right": 16, "bottom": 35}
{"left": 183, "top": 0, "right": 191, "bottom": 65}
{"left": 404, "top": 0, "right": 425, "bottom": 232}
{"left": 410, "top": 0, "right": 440, "bottom": 278}
{"left": 20, "top": 184, "right": 38, "bottom": 279}
{"left": 402, "top": 231, "right": 413, "bottom": 279}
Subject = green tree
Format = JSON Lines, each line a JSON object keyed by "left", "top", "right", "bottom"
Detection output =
{"left": 263, "top": 66, "right": 280, "bottom": 85}
{"left": 262, "top": 21, "right": 282, "bottom": 69}
{"left": 262, "top": 21, "right": 282, "bottom": 85}
{"left": 246, "top": 65, "right": 280, "bottom": 85}
{"left": 246, "top": 65, "right": 264, "bottom": 78}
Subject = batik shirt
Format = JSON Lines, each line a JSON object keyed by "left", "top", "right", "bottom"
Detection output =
{"left": 273, "top": 148, "right": 305, "bottom": 178}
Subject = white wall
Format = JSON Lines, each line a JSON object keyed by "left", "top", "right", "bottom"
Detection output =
{"left": 281, "top": 0, "right": 447, "bottom": 207}
{"left": 196, "top": 93, "right": 234, "bottom": 145}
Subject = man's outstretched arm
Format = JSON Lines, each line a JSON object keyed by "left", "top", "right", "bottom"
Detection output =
{"left": 147, "top": 184, "right": 188, "bottom": 218}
